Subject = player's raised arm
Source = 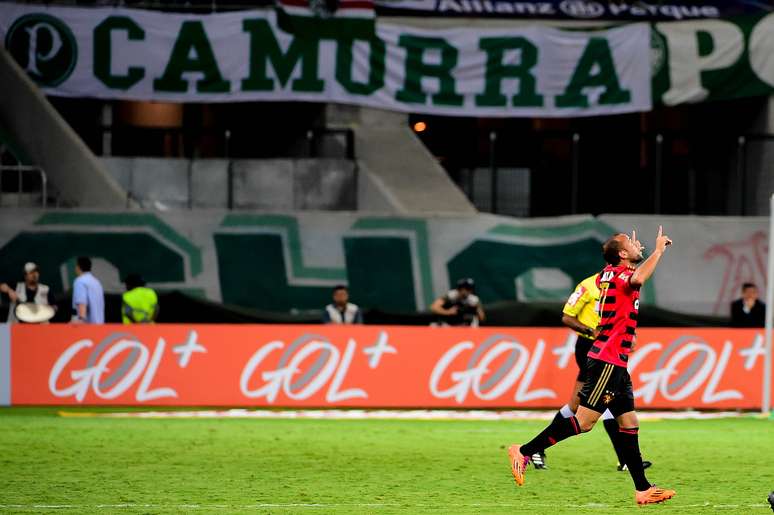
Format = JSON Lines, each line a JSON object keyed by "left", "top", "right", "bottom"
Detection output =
{"left": 630, "top": 226, "right": 672, "bottom": 288}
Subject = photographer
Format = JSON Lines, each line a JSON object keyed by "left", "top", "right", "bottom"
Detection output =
{"left": 430, "top": 278, "right": 485, "bottom": 327}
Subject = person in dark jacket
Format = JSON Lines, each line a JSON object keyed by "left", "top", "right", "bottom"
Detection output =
{"left": 730, "top": 282, "right": 766, "bottom": 327}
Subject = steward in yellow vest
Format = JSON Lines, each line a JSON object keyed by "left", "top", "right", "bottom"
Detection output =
{"left": 122, "top": 274, "right": 158, "bottom": 324}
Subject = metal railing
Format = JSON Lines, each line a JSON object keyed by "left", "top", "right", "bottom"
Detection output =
{"left": 0, "top": 165, "right": 48, "bottom": 208}
{"left": 98, "top": 124, "right": 358, "bottom": 210}
{"left": 456, "top": 129, "right": 774, "bottom": 217}
{"left": 100, "top": 125, "right": 356, "bottom": 160}
{"left": 115, "top": 156, "right": 358, "bottom": 211}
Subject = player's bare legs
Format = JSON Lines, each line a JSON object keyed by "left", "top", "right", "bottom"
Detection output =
{"left": 568, "top": 381, "right": 583, "bottom": 411}
{"left": 573, "top": 405, "right": 602, "bottom": 432}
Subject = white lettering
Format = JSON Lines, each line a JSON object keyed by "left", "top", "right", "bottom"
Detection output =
{"left": 749, "top": 13, "right": 774, "bottom": 87}
{"left": 739, "top": 333, "right": 766, "bottom": 370}
{"left": 552, "top": 332, "right": 577, "bottom": 369}
{"left": 515, "top": 339, "right": 556, "bottom": 402}
{"left": 429, "top": 338, "right": 556, "bottom": 403}
{"left": 429, "top": 341, "right": 475, "bottom": 403}
{"left": 327, "top": 339, "right": 367, "bottom": 402}
{"left": 136, "top": 338, "right": 178, "bottom": 401}
{"left": 48, "top": 337, "right": 178, "bottom": 402}
{"left": 240, "top": 338, "right": 369, "bottom": 403}
{"left": 240, "top": 341, "right": 285, "bottom": 400}
{"left": 49, "top": 339, "right": 94, "bottom": 402}
{"left": 24, "top": 22, "right": 62, "bottom": 76}
{"left": 702, "top": 342, "right": 742, "bottom": 403}
{"left": 657, "top": 20, "right": 744, "bottom": 104}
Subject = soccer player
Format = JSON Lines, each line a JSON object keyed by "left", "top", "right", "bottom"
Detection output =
{"left": 508, "top": 227, "right": 675, "bottom": 505}
{"left": 531, "top": 273, "right": 652, "bottom": 472}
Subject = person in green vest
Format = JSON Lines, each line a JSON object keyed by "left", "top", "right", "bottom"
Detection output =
{"left": 122, "top": 274, "right": 159, "bottom": 324}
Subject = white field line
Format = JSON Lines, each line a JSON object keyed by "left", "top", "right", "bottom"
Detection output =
{"left": 64, "top": 409, "right": 762, "bottom": 421}
{"left": 0, "top": 503, "right": 769, "bottom": 510}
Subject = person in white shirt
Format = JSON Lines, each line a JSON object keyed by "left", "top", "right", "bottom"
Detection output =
{"left": 322, "top": 285, "right": 363, "bottom": 324}
{"left": 0, "top": 262, "right": 54, "bottom": 323}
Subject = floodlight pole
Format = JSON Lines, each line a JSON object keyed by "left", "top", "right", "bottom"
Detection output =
{"left": 764, "top": 193, "right": 774, "bottom": 414}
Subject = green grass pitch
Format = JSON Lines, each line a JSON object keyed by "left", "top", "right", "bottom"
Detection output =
{"left": 1, "top": 408, "right": 772, "bottom": 514}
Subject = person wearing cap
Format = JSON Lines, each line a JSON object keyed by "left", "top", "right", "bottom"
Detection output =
{"left": 122, "top": 274, "right": 159, "bottom": 324}
{"left": 71, "top": 256, "right": 105, "bottom": 324}
{"left": 430, "top": 278, "right": 485, "bottom": 327}
{"left": 0, "top": 262, "right": 54, "bottom": 323}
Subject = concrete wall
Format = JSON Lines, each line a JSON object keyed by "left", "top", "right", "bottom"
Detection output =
{"left": 0, "top": 48, "right": 127, "bottom": 207}
{"left": 326, "top": 105, "right": 477, "bottom": 215}
{"left": 102, "top": 157, "right": 357, "bottom": 210}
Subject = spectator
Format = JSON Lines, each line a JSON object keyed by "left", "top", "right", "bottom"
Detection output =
{"left": 72, "top": 256, "right": 105, "bottom": 324}
{"left": 730, "top": 282, "right": 766, "bottom": 327}
{"left": 430, "top": 278, "right": 485, "bottom": 326}
{"left": 0, "top": 262, "right": 54, "bottom": 323}
{"left": 122, "top": 274, "right": 159, "bottom": 324}
{"left": 323, "top": 285, "right": 363, "bottom": 324}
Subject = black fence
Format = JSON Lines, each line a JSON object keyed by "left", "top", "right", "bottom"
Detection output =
{"left": 453, "top": 129, "right": 774, "bottom": 217}
{"left": 100, "top": 125, "right": 356, "bottom": 161}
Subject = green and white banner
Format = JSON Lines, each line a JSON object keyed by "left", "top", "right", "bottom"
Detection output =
{"left": 0, "top": 210, "right": 767, "bottom": 317}
{"left": 652, "top": 13, "right": 774, "bottom": 105}
{"left": 0, "top": 4, "right": 651, "bottom": 117}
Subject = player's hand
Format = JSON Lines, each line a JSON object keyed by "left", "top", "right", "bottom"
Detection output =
{"left": 631, "top": 229, "right": 644, "bottom": 254}
{"left": 655, "top": 225, "right": 672, "bottom": 252}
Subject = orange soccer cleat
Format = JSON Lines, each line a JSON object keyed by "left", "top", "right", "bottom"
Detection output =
{"left": 508, "top": 444, "right": 528, "bottom": 486}
{"left": 635, "top": 485, "right": 676, "bottom": 505}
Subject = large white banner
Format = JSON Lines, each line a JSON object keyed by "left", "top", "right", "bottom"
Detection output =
{"left": 0, "top": 4, "right": 652, "bottom": 117}
{"left": 0, "top": 210, "right": 766, "bottom": 317}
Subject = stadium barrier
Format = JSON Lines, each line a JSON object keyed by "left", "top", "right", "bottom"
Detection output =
{"left": 1, "top": 324, "right": 770, "bottom": 409}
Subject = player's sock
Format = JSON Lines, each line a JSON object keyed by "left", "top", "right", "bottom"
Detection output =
{"left": 603, "top": 418, "right": 628, "bottom": 466}
{"left": 550, "top": 404, "right": 576, "bottom": 425}
{"left": 521, "top": 415, "right": 581, "bottom": 456}
{"left": 617, "top": 427, "right": 651, "bottom": 491}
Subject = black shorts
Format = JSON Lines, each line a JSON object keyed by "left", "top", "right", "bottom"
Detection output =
{"left": 574, "top": 336, "right": 594, "bottom": 382}
{"left": 578, "top": 357, "right": 635, "bottom": 417}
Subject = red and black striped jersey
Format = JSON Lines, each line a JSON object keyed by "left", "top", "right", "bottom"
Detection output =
{"left": 587, "top": 264, "right": 640, "bottom": 367}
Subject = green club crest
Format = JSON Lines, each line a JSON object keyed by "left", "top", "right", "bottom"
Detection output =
{"left": 5, "top": 13, "right": 77, "bottom": 87}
